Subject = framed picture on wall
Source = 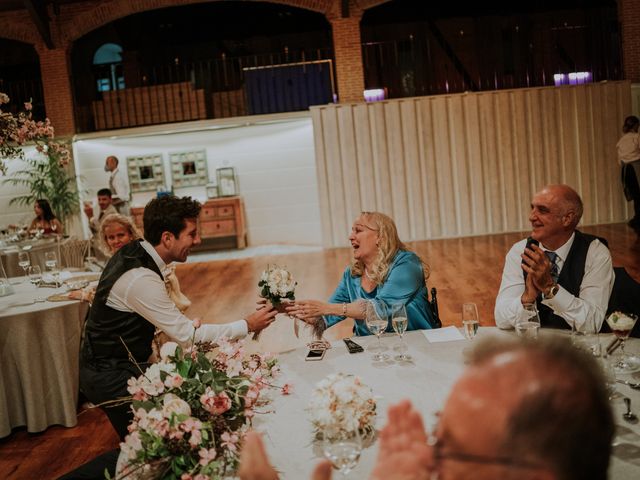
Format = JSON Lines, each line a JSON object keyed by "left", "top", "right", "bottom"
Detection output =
{"left": 169, "top": 150, "right": 208, "bottom": 188}
{"left": 216, "top": 167, "right": 237, "bottom": 196}
{"left": 126, "top": 154, "right": 166, "bottom": 192}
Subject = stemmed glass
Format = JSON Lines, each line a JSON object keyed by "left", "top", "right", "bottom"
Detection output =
{"left": 391, "top": 303, "right": 411, "bottom": 361}
{"left": 17, "top": 252, "right": 31, "bottom": 282}
{"left": 44, "top": 251, "right": 60, "bottom": 287}
{"left": 321, "top": 427, "right": 362, "bottom": 478}
{"left": 462, "top": 303, "right": 479, "bottom": 340}
{"left": 606, "top": 312, "right": 640, "bottom": 374}
{"left": 364, "top": 300, "right": 389, "bottom": 361}
{"left": 29, "top": 265, "right": 42, "bottom": 287}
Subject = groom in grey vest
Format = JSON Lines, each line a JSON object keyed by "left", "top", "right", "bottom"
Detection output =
{"left": 494, "top": 184, "right": 614, "bottom": 332}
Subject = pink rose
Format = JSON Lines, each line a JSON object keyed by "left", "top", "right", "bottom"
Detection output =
{"left": 192, "top": 318, "right": 201, "bottom": 329}
{"left": 281, "top": 383, "right": 293, "bottom": 395}
{"left": 200, "top": 388, "right": 232, "bottom": 415}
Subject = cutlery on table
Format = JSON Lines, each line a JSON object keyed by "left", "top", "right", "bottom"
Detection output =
{"left": 616, "top": 379, "right": 640, "bottom": 390}
{"left": 623, "top": 397, "right": 639, "bottom": 424}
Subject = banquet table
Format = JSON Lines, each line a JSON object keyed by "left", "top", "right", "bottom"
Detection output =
{"left": 0, "top": 237, "right": 59, "bottom": 278}
{"left": 256, "top": 327, "right": 640, "bottom": 479}
{"left": 0, "top": 274, "right": 92, "bottom": 438}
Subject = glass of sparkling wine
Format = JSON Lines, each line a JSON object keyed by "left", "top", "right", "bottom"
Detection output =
{"left": 462, "top": 303, "right": 480, "bottom": 340}
{"left": 365, "top": 300, "right": 389, "bottom": 361}
{"left": 17, "top": 251, "right": 31, "bottom": 282}
{"left": 516, "top": 303, "right": 541, "bottom": 339}
{"left": 44, "top": 251, "right": 60, "bottom": 287}
{"left": 391, "top": 303, "right": 411, "bottom": 361}
{"left": 322, "top": 427, "right": 362, "bottom": 478}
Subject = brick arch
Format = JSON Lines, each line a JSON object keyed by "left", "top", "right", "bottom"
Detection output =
{"left": 60, "top": 0, "right": 335, "bottom": 45}
{"left": 0, "top": 11, "right": 41, "bottom": 45}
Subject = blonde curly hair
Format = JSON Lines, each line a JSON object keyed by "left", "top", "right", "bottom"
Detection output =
{"left": 350, "top": 211, "right": 430, "bottom": 285}
{"left": 98, "top": 213, "right": 142, "bottom": 256}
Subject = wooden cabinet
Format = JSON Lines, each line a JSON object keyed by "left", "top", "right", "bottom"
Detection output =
{"left": 130, "top": 196, "right": 246, "bottom": 249}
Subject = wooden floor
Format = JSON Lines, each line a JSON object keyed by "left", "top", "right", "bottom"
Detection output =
{"left": 1, "top": 223, "right": 638, "bottom": 479}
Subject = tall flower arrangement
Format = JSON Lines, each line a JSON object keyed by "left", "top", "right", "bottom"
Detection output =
{"left": 0, "top": 92, "right": 78, "bottom": 224}
{"left": 118, "top": 337, "right": 291, "bottom": 479}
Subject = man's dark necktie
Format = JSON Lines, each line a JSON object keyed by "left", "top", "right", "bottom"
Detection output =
{"left": 544, "top": 251, "right": 559, "bottom": 283}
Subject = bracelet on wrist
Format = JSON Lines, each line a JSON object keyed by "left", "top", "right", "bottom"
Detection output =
{"left": 342, "top": 303, "right": 347, "bottom": 317}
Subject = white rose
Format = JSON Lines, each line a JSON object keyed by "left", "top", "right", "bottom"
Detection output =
{"left": 162, "top": 393, "right": 191, "bottom": 418}
{"left": 160, "top": 342, "right": 179, "bottom": 361}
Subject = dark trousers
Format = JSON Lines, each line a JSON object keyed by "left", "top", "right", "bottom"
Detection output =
{"left": 623, "top": 163, "right": 640, "bottom": 224}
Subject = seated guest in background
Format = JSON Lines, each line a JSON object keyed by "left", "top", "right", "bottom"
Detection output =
{"left": 239, "top": 335, "right": 614, "bottom": 480}
{"left": 79, "top": 196, "right": 277, "bottom": 440}
{"left": 287, "top": 211, "right": 435, "bottom": 336}
{"left": 29, "top": 198, "right": 63, "bottom": 235}
{"left": 84, "top": 188, "right": 117, "bottom": 235}
{"left": 495, "top": 184, "right": 614, "bottom": 332}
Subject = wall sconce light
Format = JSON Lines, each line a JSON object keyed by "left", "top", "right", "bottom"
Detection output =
{"left": 554, "top": 72, "right": 592, "bottom": 86}
{"left": 364, "top": 88, "right": 386, "bottom": 102}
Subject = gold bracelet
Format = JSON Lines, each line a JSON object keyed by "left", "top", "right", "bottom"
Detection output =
{"left": 342, "top": 303, "right": 347, "bottom": 317}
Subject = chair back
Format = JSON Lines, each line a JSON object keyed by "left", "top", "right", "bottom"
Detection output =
{"left": 605, "top": 267, "right": 640, "bottom": 338}
{"left": 429, "top": 287, "right": 442, "bottom": 328}
{"left": 60, "top": 237, "right": 90, "bottom": 269}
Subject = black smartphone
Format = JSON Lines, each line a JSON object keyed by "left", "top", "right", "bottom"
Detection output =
{"left": 305, "top": 349, "right": 326, "bottom": 361}
{"left": 343, "top": 338, "right": 364, "bottom": 354}
{"left": 522, "top": 237, "right": 539, "bottom": 265}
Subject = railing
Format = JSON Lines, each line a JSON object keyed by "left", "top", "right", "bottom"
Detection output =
{"left": 0, "top": 77, "right": 45, "bottom": 119}
{"left": 75, "top": 49, "right": 335, "bottom": 133}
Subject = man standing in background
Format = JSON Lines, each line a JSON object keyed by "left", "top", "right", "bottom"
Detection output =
{"left": 104, "top": 155, "right": 130, "bottom": 215}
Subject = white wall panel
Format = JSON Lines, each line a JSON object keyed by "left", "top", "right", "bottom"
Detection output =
{"left": 311, "top": 81, "right": 632, "bottom": 247}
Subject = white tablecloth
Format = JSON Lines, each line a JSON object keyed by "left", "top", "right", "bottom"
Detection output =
{"left": 256, "top": 328, "right": 640, "bottom": 479}
{"left": 0, "top": 275, "right": 91, "bottom": 438}
{"left": 0, "top": 237, "right": 59, "bottom": 278}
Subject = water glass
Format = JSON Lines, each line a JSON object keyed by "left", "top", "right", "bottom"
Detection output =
{"left": 516, "top": 303, "right": 540, "bottom": 339}
{"left": 29, "top": 265, "right": 42, "bottom": 287}
{"left": 321, "top": 428, "right": 362, "bottom": 477}
{"left": 44, "top": 251, "right": 60, "bottom": 287}
{"left": 364, "top": 300, "right": 389, "bottom": 361}
{"left": 571, "top": 316, "right": 601, "bottom": 357}
{"left": 18, "top": 252, "right": 31, "bottom": 281}
{"left": 462, "top": 303, "right": 480, "bottom": 340}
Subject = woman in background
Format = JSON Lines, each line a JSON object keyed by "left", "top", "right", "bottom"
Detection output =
{"left": 617, "top": 115, "right": 640, "bottom": 232}
{"left": 287, "top": 211, "right": 435, "bottom": 336}
{"left": 29, "top": 199, "right": 63, "bottom": 235}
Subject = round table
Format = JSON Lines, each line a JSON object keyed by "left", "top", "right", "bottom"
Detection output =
{"left": 0, "top": 274, "right": 93, "bottom": 438}
{"left": 255, "top": 327, "right": 640, "bottom": 479}
{"left": 0, "top": 237, "right": 59, "bottom": 278}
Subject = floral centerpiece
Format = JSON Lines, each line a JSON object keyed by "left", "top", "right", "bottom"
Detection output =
{"left": 258, "top": 264, "right": 296, "bottom": 310}
{"left": 118, "top": 335, "right": 291, "bottom": 479}
{"left": 307, "top": 372, "right": 376, "bottom": 438}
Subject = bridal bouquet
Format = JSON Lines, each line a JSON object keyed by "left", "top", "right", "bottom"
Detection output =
{"left": 118, "top": 337, "right": 290, "bottom": 479}
{"left": 258, "top": 264, "right": 296, "bottom": 308}
{"left": 307, "top": 372, "right": 376, "bottom": 438}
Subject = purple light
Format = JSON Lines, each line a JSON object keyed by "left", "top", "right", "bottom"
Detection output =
{"left": 364, "top": 89, "right": 385, "bottom": 102}
{"left": 554, "top": 72, "right": 592, "bottom": 86}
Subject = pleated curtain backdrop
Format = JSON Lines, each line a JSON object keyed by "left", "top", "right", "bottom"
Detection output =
{"left": 311, "top": 81, "right": 631, "bottom": 247}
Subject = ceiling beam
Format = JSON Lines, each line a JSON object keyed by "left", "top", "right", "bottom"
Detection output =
{"left": 23, "top": 0, "right": 54, "bottom": 48}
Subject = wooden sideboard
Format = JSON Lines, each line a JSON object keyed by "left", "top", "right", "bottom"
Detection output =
{"left": 130, "top": 196, "right": 246, "bottom": 249}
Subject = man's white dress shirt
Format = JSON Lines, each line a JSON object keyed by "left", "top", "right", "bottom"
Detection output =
{"left": 494, "top": 233, "right": 614, "bottom": 332}
{"left": 106, "top": 240, "right": 248, "bottom": 344}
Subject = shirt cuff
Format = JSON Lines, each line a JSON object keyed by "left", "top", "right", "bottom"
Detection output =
{"left": 234, "top": 319, "right": 249, "bottom": 339}
{"left": 541, "top": 285, "right": 572, "bottom": 312}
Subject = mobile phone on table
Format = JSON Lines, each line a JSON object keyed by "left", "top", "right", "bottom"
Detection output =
{"left": 305, "top": 349, "right": 326, "bottom": 361}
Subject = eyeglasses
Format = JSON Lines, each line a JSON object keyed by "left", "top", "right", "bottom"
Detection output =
{"left": 427, "top": 418, "right": 545, "bottom": 479}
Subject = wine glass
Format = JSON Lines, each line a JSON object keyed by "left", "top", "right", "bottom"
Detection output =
{"left": 364, "top": 300, "right": 389, "bottom": 361}
{"left": 17, "top": 252, "right": 31, "bottom": 282}
{"left": 606, "top": 312, "right": 640, "bottom": 374}
{"left": 44, "top": 251, "right": 60, "bottom": 287}
{"left": 391, "top": 303, "right": 411, "bottom": 361}
{"left": 516, "top": 303, "right": 541, "bottom": 339}
{"left": 321, "top": 427, "right": 362, "bottom": 477}
{"left": 462, "top": 303, "right": 479, "bottom": 340}
{"left": 29, "top": 265, "right": 42, "bottom": 287}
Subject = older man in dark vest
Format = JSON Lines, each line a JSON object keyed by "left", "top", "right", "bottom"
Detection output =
{"left": 495, "top": 184, "right": 614, "bottom": 332}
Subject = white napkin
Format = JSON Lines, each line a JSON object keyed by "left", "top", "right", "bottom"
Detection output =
{"left": 422, "top": 325, "right": 465, "bottom": 343}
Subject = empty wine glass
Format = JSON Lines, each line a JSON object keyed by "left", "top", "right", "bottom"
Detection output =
{"left": 516, "top": 303, "right": 541, "bottom": 339}
{"left": 44, "top": 251, "right": 60, "bottom": 287}
{"left": 606, "top": 312, "right": 640, "bottom": 374}
{"left": 29, "top": 265, "right": 42, "bottom": 287}
{"left": 462, "top": 303, "right": 479, "bottom": 340}
{"left": 364, "top": 300, "right": 389, "bottom": 361}
{"left": 391, "top": 303, "right": 411, "bottom": 361}
{"left": 321, "top": 427, "right": 362, "bottom": 477}
{"left": 17, "top": 252, "right": 31, "bottom": 282}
